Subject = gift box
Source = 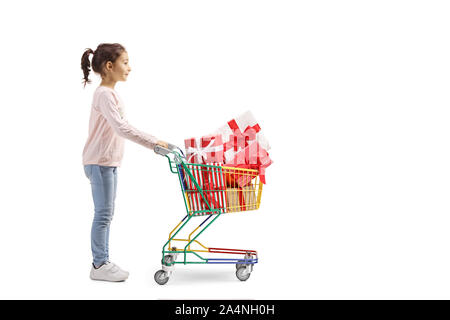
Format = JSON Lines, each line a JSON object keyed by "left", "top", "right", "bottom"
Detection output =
{"left": 214, "top": 111, "right": 271, "bottom": 163}
{"left": 242, "top": 186, "right": 258, "bottom": 211}
{"left": 222, "top": 128, "right": 257, "bottom": 163}
{"left": 225, "top": 186, "right": 258, "bottom": 212}
{"left": 210, "top": 111, "right": 272, "bottom": 184}
{"left": 184, "top": 134, "right": 224, "bottom": 164}
{"left": 182, "top": 164, "right": 226, "bottom": 214}
{"left": 184, "top": 135, "right": 225, "bottom": 211}
{"left": 186, "top": 187, "right": 224, "bottom": 214}
{"left": 225, "top": 141, "right": 272, "bottom": 185}
{"left": 225, "top": 188, "right": 241, "bottom": 213}
{"left": 222, "top": 164, "right": 258, "bottom": 188}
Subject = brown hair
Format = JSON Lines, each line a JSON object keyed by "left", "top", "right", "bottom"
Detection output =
{"left": 81, "top": 43, "right": 126, "bottom": 87}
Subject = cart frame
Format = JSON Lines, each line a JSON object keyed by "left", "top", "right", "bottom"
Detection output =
{"left": 153, "top": 145, "right": 262, "bottom": 284}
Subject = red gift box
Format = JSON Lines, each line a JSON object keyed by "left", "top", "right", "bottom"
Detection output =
{"left": 223, "top": 164, "right": 259, "bottom": 187}
{"left": 182, "top": 164, "right": 226, "bottom": 214}
{"left": 214, "top": 111, "right": 271, "bottom": 158}
{"left": 225, "top": 141, "right": 272, "bottom": 186}
{"left": 184, "top": 134, "right": 224, "bottom": 164}
{"left": 223, "top": 126, "right": 258, "bottom": 163}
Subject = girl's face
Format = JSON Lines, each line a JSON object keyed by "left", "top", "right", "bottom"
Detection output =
{"left": 105, "top": 51, "right": 131, "bottom": 82}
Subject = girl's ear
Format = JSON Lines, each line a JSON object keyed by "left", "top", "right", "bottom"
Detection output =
{"left": 105, "top": 61, "right": 113, "bottom": 72}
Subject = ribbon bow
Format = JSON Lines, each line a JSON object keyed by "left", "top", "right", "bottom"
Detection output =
{"left": 186, "top": 137, "right": 223, "bottom": 163}
{"left": 186, "top": 146, "right": 207, "bottom": 162}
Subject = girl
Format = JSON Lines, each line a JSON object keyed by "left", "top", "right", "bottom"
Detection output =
{"left": 81, "top": 43, "right": 168, "bottom": 282}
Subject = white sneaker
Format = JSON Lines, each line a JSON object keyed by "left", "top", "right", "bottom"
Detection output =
{"left": 90, "top": 261, "right": 129, "bottom": 282}
{"left": 110, "top": 262, "right": 129, "bottom": 278}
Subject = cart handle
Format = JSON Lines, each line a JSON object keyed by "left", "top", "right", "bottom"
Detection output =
{"left": 154, "top": 143, "right": 184, "bottom": 157}
{"left": 154, "top": 143, "right": 186, "bottom": 169}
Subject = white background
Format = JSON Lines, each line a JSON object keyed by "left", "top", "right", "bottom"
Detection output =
{"left": 0, "top": 0, "right": 450, "bottom": 299}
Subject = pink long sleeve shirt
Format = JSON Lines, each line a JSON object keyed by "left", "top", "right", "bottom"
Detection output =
{"left": 82, "top": 86, "right": 158, "bottom": 167}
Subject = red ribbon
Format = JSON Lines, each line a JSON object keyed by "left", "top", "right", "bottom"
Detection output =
{"left": 223, "top": 121, "right": 260, "bottom": 158}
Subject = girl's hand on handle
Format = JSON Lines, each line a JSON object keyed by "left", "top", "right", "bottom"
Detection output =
{"left": 154, "top": 141, "right": 185, "bottom": 158}
{"left": 156, "top": 140, "right": 169, "bottom": 149}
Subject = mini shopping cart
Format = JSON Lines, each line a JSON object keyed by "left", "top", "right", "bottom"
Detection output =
{"left": 153, "top": 144, "right": 263, "bottom": 285}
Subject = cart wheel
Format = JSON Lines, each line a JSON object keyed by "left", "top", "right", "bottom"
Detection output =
{"left": 236, "top": 266, "right": 251, "bottom": 281}
{"left": 154, "top": 270, "right": 170, "bottom": 285}
{"left": 164, "top": 255, "right": 174, "bottom": 265}
{"left": 236, "top": 261, "right": 246, "bottom": 269}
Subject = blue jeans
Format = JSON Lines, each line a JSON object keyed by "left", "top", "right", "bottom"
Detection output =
{"left": 84, "top": 165, "right": 118, "bottom": 267}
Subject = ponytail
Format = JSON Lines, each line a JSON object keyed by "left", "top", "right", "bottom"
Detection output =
{"left": 81, "top": 48, "right": 94, "bottom": 88}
